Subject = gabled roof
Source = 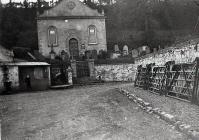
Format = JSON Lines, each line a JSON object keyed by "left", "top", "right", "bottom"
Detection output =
{"left": 38, "top": 0, "right": 105, "bottom": 20}
{"left": 13, "top": 47, "right": 47, "bottom": 62}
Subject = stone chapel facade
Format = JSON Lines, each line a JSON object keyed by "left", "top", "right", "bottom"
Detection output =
{"left": 37, "top": 0, "right": 107, "bottom": 59}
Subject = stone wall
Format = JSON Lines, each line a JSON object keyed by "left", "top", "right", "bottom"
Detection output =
{"left": 8, "top": 66, "right": 19, "bottom": 89}
{"left": 0, "top": 66, "right": 19, "bottom": 92}
{"left": 94, "top": 38, "right": 199, "bottom": 82}
{"left": 135, "top": 39, "right": 199, "bottom": 67}
{"left": 95, "top": 64, "right": 136, "bottom": 82}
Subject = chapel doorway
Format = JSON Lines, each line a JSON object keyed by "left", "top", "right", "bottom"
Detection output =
{"left": 69, "top": 38, "right": 79, "bottom": 59}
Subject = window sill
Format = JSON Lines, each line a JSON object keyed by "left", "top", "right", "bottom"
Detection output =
{"left": 88, "top": 43, "right": 98, "bottom": 45}
{"left": 48, "top": 44, "right": 59, "bottom": 47}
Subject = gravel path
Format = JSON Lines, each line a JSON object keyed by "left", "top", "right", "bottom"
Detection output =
{"left": 0, "top": 84, "right": 188, "bottom": 140}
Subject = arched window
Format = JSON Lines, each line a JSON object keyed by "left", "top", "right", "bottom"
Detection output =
{"left": 88, "top": 25, "right": 97, "bottom": 44}
{"left": 48, "top": 26, "right": 58, "bottom": 46}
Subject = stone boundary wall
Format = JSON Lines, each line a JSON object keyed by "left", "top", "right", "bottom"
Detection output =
{"left": 94, "top": 38, "right": 199, "bottom": 82}
{"left": 135, "top": 39, "right": 199, "bottom": 67}
{"left": 0, "top": 66, "right": 19, "bottom": 92}
{"left": 94, "top": 63, "right": 136, "bottom": 82}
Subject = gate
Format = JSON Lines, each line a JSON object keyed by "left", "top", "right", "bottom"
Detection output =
{"left": 134, "top": 65, "right": 146, "bottom": 88}
{"left": 134, "top": 58, "right": 199, "bottom": 104}
{"left": 76, "top": 61, "right": 89, "bottom": 78}
{"left": 50, "top": 64, "right": 68, "bottom": 86}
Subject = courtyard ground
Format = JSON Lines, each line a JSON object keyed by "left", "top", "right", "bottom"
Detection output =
{"left": 0, "top": 83, "right": 189, "bottom": 140}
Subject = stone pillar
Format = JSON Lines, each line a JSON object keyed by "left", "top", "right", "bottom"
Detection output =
{"left": 87, "top": 59, "right": 95, "bottom": 77}
{"left": 67, "top": 67, "right": 73, "bottom": 85}
{"left": 70, "top": 60, "right": 77, "bottom": 78}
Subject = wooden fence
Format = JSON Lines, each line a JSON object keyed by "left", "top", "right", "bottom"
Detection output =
{"left": 134, "top": 58, "right": 199, "bottom": 105}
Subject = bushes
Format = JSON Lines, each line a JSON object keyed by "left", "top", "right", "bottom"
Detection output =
{"left": 98, "top": 50, "right": 108, "bottom": 59}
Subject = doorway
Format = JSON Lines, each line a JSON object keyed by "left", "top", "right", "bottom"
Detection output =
{"left": 69, "top": 38, "right": 79, "bottom": 59}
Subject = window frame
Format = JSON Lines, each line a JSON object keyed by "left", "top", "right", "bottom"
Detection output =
{"left": 88, "top": 25, "right": 98, "bottom": 45}
{"left": 47, "top": 26, "right": 58, "bottom": 47}
{"left": 34, "top": 67, "right": 44, "bottom": 80}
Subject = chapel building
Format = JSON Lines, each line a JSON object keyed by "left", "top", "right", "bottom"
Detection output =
{"left": 37, "top": 0, "right": 107, "bottom": 60}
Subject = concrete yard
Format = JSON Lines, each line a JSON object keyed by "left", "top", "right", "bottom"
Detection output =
{"left": 0, "top": 84, "right": 189, "bottom": 140}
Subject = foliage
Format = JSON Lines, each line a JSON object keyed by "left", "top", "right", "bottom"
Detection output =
{"left": 98, "top": 50, "right": 108, "bottom": 59}
{"left": 0, "top": 3, "right": 38, "bottom": 50}
{"left": 1, "top": 0, "right": 199, "bottom": 51}
{"left": 105, "top": 0, "right": 199, "bottom": 50}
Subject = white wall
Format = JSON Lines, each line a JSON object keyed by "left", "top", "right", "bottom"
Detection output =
{"left": 135, "top": 41, "right": 199, "bottom": 67}
{"left": 95, "top": 64, "right": 136, "bottom": 82}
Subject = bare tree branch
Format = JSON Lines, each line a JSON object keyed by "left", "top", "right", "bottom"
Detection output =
{"left": 193, "top": 0, "right": 199, "bottom": 7}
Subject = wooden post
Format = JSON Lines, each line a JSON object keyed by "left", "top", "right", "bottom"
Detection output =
{"left": 192, "top": 58, "right": 199, "bottom": 105}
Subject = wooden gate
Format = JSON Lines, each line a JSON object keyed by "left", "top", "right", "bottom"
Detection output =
{"left": 134, "top": 65, "right": 146, "bottom": 88}
{"left": 76, "top": 61, "right": 90, "bottom": 78}
{"left": 134, "top": 58, "right": 199, "bottom": 104}
{"left": 166, "top": 63, "right": 195, "bottom": 100}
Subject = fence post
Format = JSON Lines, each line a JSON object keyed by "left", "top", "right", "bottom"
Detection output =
{"left": 87, "top": 59, "right": 95, "bottom": 77}
{"left": 70, "top": 60, "right": 77, "bottom": 81}
{"left": 192, "top": 58, "right": 199, "bottom": 105}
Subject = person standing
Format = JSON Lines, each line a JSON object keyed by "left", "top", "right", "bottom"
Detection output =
{"left": 25, "top": 75, "right": 31, "bottom": 90}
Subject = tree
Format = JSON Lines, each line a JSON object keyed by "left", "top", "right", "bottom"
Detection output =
{"left": 1, "top": 1, "right": 38, "bottom": 50}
